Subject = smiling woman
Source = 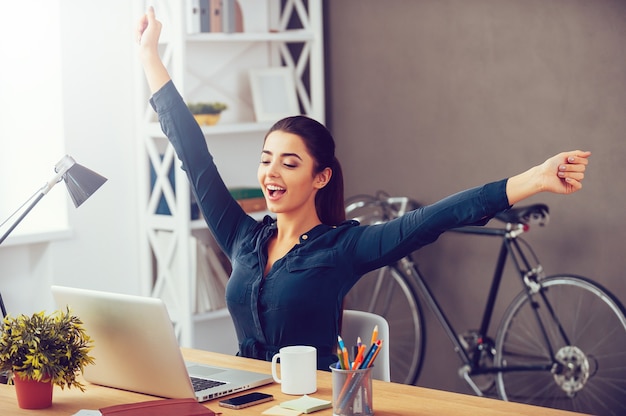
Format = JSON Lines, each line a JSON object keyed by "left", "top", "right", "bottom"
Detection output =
{"left": 0, "top": 1, "right": 69, "bottom": 245}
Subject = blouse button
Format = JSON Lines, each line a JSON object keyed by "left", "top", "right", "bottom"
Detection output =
{"left": 301, "top": 234, "right": 308, "bottom": 240}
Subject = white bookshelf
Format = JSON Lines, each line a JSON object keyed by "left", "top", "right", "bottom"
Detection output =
{"left": 134, "top": 0, "right": 324, "bottom": 348}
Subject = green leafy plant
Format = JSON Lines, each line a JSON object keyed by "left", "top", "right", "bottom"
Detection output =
{"left": 0, "top": 308, "right": 95, "bottom": 390}
{"left": 187, "top": 102, "right": 228, "bottom": 114}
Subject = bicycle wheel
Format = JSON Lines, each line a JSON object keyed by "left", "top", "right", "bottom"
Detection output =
{"left": 343, "top": 264, "right": 425, "bottom": 385}
{"left": 495, "top": 275, "right": 626, "bottom": 415}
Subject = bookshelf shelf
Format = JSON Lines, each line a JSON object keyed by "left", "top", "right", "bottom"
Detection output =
{"left": 186, "top": 29, "right": 314, "bottom": 43}
{"left": 146, "top": 121, "right": 274, "bottom": 138}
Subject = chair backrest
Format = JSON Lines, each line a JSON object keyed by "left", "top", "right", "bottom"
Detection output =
{"left": 341, "top": 309, "right": 391, "bottom": 382}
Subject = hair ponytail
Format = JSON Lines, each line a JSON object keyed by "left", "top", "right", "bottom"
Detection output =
{"left": 316, "top": 157, "right": 345, "bottom": 225}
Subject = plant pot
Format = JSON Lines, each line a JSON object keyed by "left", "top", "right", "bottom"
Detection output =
{"left": 193, "top": 113, "right": 221, "bottom": 126}
{"left": 13, "top": 373, "right": 53, "bottom": 409}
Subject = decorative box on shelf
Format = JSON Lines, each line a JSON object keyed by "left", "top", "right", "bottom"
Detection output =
{"left": 229, "top": 187, "right": 266, "bottom": 213}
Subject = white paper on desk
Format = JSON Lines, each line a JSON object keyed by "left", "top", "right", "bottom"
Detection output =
{"left": 72, "top": 410, "right": 102, "bottom": 416}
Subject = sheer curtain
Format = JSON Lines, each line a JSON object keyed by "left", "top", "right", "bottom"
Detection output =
{"left": 0, "top": 1, "right": 68, "bottom": 243}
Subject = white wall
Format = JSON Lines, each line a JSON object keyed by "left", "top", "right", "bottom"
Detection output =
{"left": 1, "top": 0, "right": 141, "bottom": 315}
{"left": 0, "top": 1, "right": 68, "bottom": 241}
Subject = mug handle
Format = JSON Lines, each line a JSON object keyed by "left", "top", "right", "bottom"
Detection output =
{"left": 271, "top": 353, "right": 282, "bottom": 383}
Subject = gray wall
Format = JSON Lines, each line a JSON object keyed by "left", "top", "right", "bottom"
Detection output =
{"left": 325, "top": 0, "right": 626, "bottom": 394}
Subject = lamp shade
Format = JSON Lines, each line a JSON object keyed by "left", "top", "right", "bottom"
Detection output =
{"left": 62, "top": 162, "right": 108, "bottom": 208}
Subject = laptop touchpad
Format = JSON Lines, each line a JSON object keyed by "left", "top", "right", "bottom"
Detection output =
{"left": 187, "top": 364, "right": 226, "bottom": 377}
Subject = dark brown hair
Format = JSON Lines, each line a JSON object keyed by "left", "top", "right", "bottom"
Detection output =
{"left": 266, "top": 116, "right": 345, "bottom": 225}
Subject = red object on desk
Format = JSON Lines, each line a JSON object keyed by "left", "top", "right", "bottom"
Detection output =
{"left": 100, "top": 398, "right": 215, "bottom": 416}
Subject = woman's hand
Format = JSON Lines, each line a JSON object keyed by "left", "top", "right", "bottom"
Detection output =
{"left": 136, "top": 6, "right": 161, "bottom": 50}
{"left": 135, "top": 7, "right": 170, "bottom": 94}
{"left": 539, "top": 150, "right": 591, "bottom": 194}
{"left": 506, "top": 150, "right": 591, "bottom": 205}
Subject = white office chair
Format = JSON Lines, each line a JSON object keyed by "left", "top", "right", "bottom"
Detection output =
{"left": 341, "top": 309, "right": 391, "bottom": 382}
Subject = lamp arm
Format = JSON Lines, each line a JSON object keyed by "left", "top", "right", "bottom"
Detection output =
{"left": 0, "top": 187, "right": 48, "bottom": 316}
{"left": 0, "top": 191, "right": 46, "bottom": 246}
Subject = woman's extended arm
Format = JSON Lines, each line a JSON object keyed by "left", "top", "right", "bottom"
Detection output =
{"left": 506, "top": 150, "right": 591, "bottom": 205}
{"left": 135, "top": 7, "right": 256, "bottom": 258}
{"left": 136, "top": 7, "right": 170, "bottom": 94}
{"left": 135, "top": 8, "right": 591, "bottom": 209}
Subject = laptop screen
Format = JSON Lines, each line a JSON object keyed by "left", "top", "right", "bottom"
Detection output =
{"left": 51, "top": 285, "right": 272, "bottom": 401}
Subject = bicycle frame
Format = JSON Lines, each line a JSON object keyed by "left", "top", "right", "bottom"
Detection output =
{"left": 397, "top": 223, "right": 555, "bottom": 396}
{"left": 346, "top": 194, "right": 626, "bottom": 413}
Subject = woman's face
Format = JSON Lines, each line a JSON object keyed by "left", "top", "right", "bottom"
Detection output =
{"left": 258, "top": 130, "right": 329, "bottom": 215}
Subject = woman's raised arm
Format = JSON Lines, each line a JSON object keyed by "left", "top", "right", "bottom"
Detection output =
{"left": 136, "top": 7, "right": 171, "bottom": 94}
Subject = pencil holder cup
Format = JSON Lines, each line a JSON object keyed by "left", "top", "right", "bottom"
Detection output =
{"left": 330, "top": 364, "right": 374, "bottom": 416}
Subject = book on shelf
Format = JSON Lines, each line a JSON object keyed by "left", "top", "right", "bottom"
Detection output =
{"left": 200, "top": 0, "right": 211, "bottom": 32}
{"left": 229, "top": 187, "right": 266, "bottom": 213}
{"left": 188, "top": 0, "right": 244, "bottom": 34}
{"left": 222, "top": 0, "right": 236, "bottom": 33}
{"left": 195, "top": 235, "right": 228, "bottom": 313}
{"left": 228, "top": 187, "right": 264, "bottom": 200}
{"left": 186, "top": 0, "right": 201, "bottom": 34}
{"left": 209, "top": 0, "right": 222, "bottom": 32}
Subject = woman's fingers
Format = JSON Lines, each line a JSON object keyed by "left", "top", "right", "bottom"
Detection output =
{"left": 558, "top": 162, "right": 586, "bottom": 176}
{"left": 557, "top": 150, "right": 591, "bottom": 192}
{"left": 136, "top": 15, "right": 148, "bottom": 43}
{"left": 146, "top": 5, "right": 156, "bottom": 24}
{"left": 136, "top": 6, "right": 159, "bottom": 44}
{"left": 566, "top": 151, "right": 591, "bottom": 166}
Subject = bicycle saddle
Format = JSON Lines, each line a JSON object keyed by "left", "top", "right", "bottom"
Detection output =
{"left": 495, "top": 204, "right": 549, "bottom": 226}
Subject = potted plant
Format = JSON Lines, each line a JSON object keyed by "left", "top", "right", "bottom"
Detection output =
{"left": 0, "top": 308, "right": 95, "bottom": 409}
{"left": 187, "top": 102, "right": 228, "bottom": 126}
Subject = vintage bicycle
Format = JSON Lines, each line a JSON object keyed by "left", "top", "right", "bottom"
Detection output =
{"left": 344, "top": 191, "right": 626, "bottom": 415}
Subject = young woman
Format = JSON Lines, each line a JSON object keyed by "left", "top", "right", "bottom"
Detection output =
{"left": 136, "top": 8, "right": 590, "bottom": 370}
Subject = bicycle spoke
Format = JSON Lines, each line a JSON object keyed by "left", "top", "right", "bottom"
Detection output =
{"left": 344, "top": 265, "right": 424, "bottom": 385}
{"left": 495, "top": 275, "right": 626, "bottom": 416}
{"left": 366, "top": 268, "right": 387, "bottom": 313}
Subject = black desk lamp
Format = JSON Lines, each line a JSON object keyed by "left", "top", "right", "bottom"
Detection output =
{"left": 0, "top": 155, "right": 107, "bottom": 317}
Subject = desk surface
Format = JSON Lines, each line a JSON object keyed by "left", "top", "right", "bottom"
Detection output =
{"left": 0, "top": 348, "right": 586, "bottom": 415}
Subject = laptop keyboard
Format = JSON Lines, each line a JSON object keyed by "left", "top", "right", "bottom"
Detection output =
{"left": 190, "top": 376, "right": 226, "bottom": 392}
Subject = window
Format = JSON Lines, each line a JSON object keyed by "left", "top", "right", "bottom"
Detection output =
{"left": 0, "top": 1, "right": 68, "bottom": 244}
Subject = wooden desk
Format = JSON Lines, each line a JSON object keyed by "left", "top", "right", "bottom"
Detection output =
{"left": 0, "top": 348, "right": 586, "bottom": 415}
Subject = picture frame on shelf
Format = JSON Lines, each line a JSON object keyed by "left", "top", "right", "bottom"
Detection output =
{"left": 249, "top": 67, "right": 299, "bottom": 122}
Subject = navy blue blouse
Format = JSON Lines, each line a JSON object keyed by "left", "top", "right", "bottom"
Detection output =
{"left": 151, "top": 81, "right": 511, "bottom": 370}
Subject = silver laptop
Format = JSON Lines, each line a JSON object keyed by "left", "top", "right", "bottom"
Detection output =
{"left": 51, "top": 285, "right": 273, "bottom": 402}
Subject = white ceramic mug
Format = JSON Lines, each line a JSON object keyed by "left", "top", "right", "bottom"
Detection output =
{"left": 271, "top": 345, "right": 317, "bottom": 395}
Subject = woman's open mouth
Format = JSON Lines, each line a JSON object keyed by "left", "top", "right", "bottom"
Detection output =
{"left": 266, "top": 184, "right": 286, "bottom": 200}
